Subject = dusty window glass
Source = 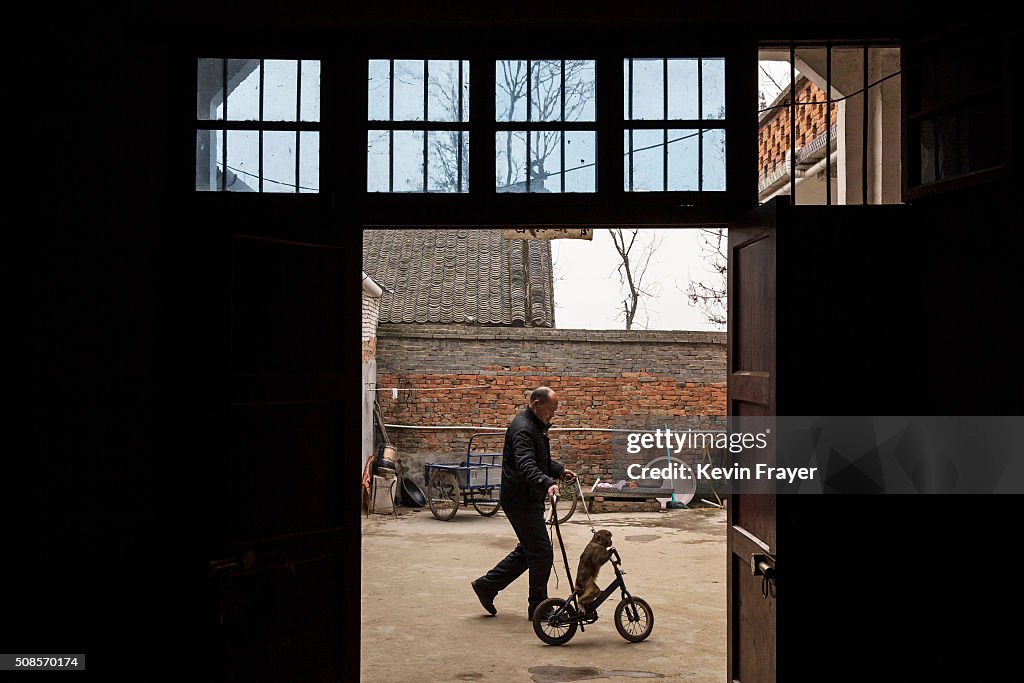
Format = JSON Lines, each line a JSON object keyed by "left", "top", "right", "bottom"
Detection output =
{"left": 367, "top": 59, "right": 470, "bottom": 193}
{"left": 495, "top": 59, "right": 596, "bottom": 193}
{"left": 624, "top": 57, "right": 728, "bottom": 192}
{"left": 196, "top": 58, "right": 320, "bottom": 193}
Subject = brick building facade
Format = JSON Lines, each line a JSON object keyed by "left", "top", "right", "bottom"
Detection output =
{"left": 758, "top": 76, "right": 838, "bottom": 194}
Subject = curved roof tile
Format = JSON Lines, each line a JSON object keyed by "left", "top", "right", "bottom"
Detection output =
{"left": 363, "top": 229, "right": 554, "bottom": 328}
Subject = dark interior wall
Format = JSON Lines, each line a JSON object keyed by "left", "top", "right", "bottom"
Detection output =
{"left": 19, "top": 2, "right": 1018, "bottom": 679}
{"left": 775, "top": 182, "right": 1021, "bottom": 677}
{"left": 20, "top": 4, "right": 169, "bottom": 666}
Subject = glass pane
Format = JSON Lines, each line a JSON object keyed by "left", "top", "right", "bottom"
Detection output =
{"left": 367, "top": 130, "right": 390, "bottom": 192}
{"left": 866, "top": 46, "right": 901, "bottom": 202}
{"left": 918, "top": 52, "right": 959, "bottom": 111}
{"left": 195, "top": 129, "right": 222, "bottom": 191}
{"left": 627, "top": 129, "right": 664, "bottom": 191}
{"left": 623, "top": 60, "right": 630, "bottom": 120}
{"left": 757, "top": 53, "right": 794, "bottom": 200}
{"left": 623, "top": 130, "right": 629, "bottom": 190}
{"left": 462, "top": 60, "right": 470, "bottom": 122}
{"left": 793, "top": 47, "right": 828, "bottom": 205}
{"left": 299, "top": 60, "right": 321, "bottom": 122}
{"left": 495, "top": 131, "right": 527, "bottom": 191}
{"left": 564, "top": 131, "right": 596, "bottom": 192}
{"left": 299, "top": 131, "right": 320, "bottom": 193}
{"left": 668, "top": 59, "right": 698, "bottom": 120}
{"left": 496, "top": 60, "right": 528, "bottom": 122}
{"left": 532, "top": 60, "right": 561, "bottom": 122}
{"left": 702, "top": 58, "right": 725, "bottom": 119}
{"left": 667, "top": 129, "right": 699, "bottom": 190}
{"left": 830, "top": 47, "right": 863, "bottom": 204}
{"left": 702, "top": 129, "right": 727, "bottom": 191}
{"left": 226, "top": 59, "right": 260, "bottom": 121}
{"left": 197, "top": 58, "right": 223, "bottom": 120}
{"left": 264, "top": 59, "right": 298, "bottom": 121}
{"left": 964, "top": 101, "right": 1001, "bottom": 173}
{"left": 427, "top": 60, "right": 463, "bottom": 123}
{"left": 565, "top": 60, "right": 596, "bottom": 122}
{"left": 758, "top": 58, "right": 791, "bottom": 113}
{"left": 631, "top": 59, "right": 664, "bottom": 120}
{"left": 935, "top": 112, "right": 959, "bottom": 180}
{"left": 393, "top": 60, "right": 424, "bottom": 121}
{"left": 393, "top": 130, "right": 424, "bottom": 191}
{"left": 263, "top": 131, "right": 296, "bottom": 192}
{"left": 427, "top": 130, "right": 468, "bottom": 193}
{"left": 918, "top": 120, "right": 936, "bottom": 184}
{"left": 225, "top": 130, "right": 259, "bottom": 191}
{"left": 368, "top": 60, "right": 391, "bottom": 121}
{"left": 530, "top": 130, "right": 561, "bottom": 192}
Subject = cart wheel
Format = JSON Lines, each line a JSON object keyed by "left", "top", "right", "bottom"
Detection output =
{"left": 427, "top": 470, "right": 459, "bottom": 521}
{"left": 473, "top": 496, "right": 501, "bottom": 517}
{"left": 544, "top": 480, "right": 578, "bottom": 524}
{"left": 532, "top": 598, "right": 578, "bottom": 646}
{"left": 613, "top": 596, "right": 654, "bottom": 642}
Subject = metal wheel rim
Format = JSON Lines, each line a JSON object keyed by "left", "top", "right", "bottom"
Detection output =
{"left": 472, "top": 494, "right": 500, "bottom": 516}
{"left": 539, "top": 601, "right": 574, "bottom": 638}
{"left": 428, "top": 471, "right": 459, "bottom": 519}
{"left": 618, "top": 602, "right": 650, "bottom": 636}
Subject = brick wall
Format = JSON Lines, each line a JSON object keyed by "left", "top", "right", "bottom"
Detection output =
{"left": 759, "top": 76, "right": 838, "bottom": 181}
{"left": 375, "top": 324, "right": 727, "bottom": 490}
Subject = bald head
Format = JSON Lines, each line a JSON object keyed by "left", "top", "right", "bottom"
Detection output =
{"left": 529, "top": 386, "right": 559, "bottom": 427}
{"left": 530, "top": 387, "right": 555, "bottom": 404}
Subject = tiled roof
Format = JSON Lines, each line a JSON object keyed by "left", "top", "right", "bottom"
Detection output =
{"left": 362, "top": 229, "right": 555, "bottom": 328}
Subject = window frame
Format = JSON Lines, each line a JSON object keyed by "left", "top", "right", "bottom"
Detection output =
{"left": 366, "top": 58, "right": 471, "bottom": 193}
{"left": 492, "top": 58, "right": 598, "bottom": 194}
{"left": 901, "top": 31, "right": 1012, "bottom": 201}
{"left": 358, "top": 37, "right": 754, "bottom": 226}
{"left": 195, "top": 57, "right": 323, "bottom": 194}
{"left": 189, "top": 30, "right": 757, "bottom": 227}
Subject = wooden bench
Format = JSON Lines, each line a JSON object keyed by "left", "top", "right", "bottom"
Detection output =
{"left": 581, "top": 487, "right": 676, "bottom": 513}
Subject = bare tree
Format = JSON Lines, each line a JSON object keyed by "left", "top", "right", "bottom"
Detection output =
{"left": 609, "top": 229, "right": 662, "bottom": 330}
{"left": 683, "top": 228, "right": 727, "bottom": 327}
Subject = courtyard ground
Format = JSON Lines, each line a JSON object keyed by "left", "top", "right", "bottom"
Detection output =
{"left": 361, "top": 505, "right": 727, "bottom": 683}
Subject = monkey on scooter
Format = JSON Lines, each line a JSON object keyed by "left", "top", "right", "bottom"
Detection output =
{"left": 574, "top": 529, "right": 614, "bottom": 620}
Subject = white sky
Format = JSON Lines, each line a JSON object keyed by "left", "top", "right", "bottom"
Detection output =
{"left": 759, "top": 60, "right": 796, "bottom": 107}
{"left": 551, "top": 229, "right": 725, "bottom": 331}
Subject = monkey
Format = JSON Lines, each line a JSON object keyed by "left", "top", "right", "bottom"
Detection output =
{"left": 574, "top": 529, "right": 614, "bottom": 616}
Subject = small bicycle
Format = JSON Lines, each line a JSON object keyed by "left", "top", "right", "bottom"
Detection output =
{"left": 532, "top": 484, "right": 654, "bottom": 645}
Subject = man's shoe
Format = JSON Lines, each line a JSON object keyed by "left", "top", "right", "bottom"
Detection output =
{"left": 471, "top": 580, "right": 497, "bottom": 616}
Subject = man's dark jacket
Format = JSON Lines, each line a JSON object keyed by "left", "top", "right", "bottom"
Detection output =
{"left": 500, "top": 408, "right": 565, "bottom": 509}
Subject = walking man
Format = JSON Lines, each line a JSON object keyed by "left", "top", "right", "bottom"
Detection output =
{"left": 471, "top": 387, "right": 576, "bottom": 619}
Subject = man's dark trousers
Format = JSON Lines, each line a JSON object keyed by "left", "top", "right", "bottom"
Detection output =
{"left": 475, "top": 503, "right": 552, "bottom": 613}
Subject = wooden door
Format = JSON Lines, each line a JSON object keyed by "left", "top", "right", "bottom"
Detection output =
{"left": 201, "top": 200, "right": 361, "bottom": 681}
{"left": 727, "top": 201, "right": 778, "bottom": 682}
